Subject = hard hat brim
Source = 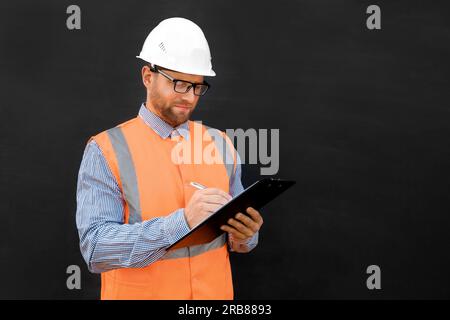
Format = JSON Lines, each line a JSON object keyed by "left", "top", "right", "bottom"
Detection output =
{"left": 136, "top": 55, "right": 216, "bottom": 77}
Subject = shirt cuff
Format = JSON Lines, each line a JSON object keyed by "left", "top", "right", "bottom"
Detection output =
{"left": 163, "top": 208, "right": 191, "bottom": 245}
{"left": 228, "top": 231, "right": 259, "bottom": 253}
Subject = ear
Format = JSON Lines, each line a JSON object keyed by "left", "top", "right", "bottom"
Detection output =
{"left": 142, "top": 65, "right": 152, "bottom": 88}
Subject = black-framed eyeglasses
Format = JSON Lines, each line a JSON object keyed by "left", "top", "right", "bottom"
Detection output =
{"left": 149, "top": 64, "right": 210, "bottom": 96}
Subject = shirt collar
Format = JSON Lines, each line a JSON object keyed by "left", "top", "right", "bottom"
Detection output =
{"left": 138, "top": 103, "right": 190, "bottom": 140}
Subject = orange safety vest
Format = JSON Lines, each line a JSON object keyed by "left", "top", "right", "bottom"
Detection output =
{"left": 89, "top": 115, "right": 237, "bottom": 300}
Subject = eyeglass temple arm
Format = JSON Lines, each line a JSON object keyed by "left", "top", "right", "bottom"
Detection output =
{"left": 148, "top": 64, "right": 209, "bottom": 89}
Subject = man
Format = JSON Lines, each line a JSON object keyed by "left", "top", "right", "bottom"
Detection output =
{"left": 76, "top": 17, "right": 263, "bottom": 300}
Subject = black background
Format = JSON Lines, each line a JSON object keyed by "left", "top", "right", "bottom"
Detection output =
{"left": 1, "top": 0, "right": 449, "bottom": 299}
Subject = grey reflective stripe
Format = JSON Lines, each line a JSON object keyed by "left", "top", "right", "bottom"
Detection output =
{"left": 162, "top": 233, "right": 227, "bottom": 260}
{"left": 205, "top": 127, "right": 235, "bottom": 180}
{"left": 190, "top": 233, "right": 227, "bottom": 257}
{"left": 107, "top": 127, "right": 142, "bottom": 224}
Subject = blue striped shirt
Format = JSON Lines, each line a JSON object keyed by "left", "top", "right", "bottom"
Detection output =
{"left": 76, "top": 103, "right": 258, "bottom": 273}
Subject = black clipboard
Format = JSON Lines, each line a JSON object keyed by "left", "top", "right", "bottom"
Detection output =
{"left": 167, "top": 178, "right": 296, "bottom": 250}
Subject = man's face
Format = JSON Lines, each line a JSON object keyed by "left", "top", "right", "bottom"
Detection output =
{"left": 142, "top": 66, "right": 204, "bottom": 127}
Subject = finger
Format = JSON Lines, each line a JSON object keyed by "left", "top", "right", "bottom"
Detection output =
{"left": 234, "top": 212, "right": 259, "bottom": 233}
{"left": 220, "top": 225, "right": 247, "bottom": 240}
{"left": 246, "top": 207, "right": 263, "bottom": 226}
{"left": 227, "top": 218, "right": 254, "bottom": 237}
{"left": 201, "top": 188, "right": 232, "bottom": 201}
{"left": 202, "top": 203, "right": 223, "bottom": 214}
{"left": 202, "top": 194, "right": 230, "bottom": 206}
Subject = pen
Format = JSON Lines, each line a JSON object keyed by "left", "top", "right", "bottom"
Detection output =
{"left": 189, "top": 181, "right": 207, "bottom": 190}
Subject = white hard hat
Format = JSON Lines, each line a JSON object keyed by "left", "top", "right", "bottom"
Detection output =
{"left": 136, "top": 17, "right": 216, "bottom": 77}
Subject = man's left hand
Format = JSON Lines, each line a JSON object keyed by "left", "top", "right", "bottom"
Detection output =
{"left": 220, "top": 207, "right": 263, "bottom": 241}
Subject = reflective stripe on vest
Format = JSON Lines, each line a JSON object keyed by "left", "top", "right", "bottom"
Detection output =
{"left": 107, "top": 127, "right": 142, "bottom": 224}
{"left": 162, "top": 233, "right": 227, "bottom": 260}
{"left": 204, "top": 126, "right": 236, "bottom": 180}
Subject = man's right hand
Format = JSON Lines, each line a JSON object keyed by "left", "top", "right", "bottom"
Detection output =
{"left": 184, "top": 188, "right": 232, "bottom": 229}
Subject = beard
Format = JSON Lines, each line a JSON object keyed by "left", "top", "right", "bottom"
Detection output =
{"left": 150, "top": 90, "right": 194, "bottom": 127}
{"left": 160, "top": 104, "right": 193, "bottom": 126}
